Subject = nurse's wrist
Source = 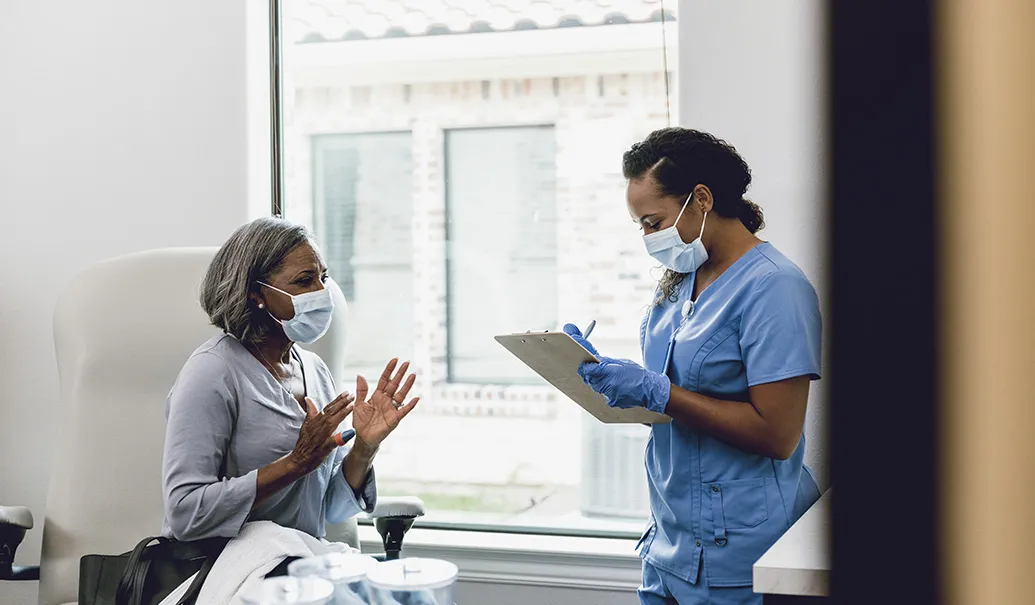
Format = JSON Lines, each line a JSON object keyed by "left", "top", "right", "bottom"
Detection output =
{"left": 645, "top": 372, "right": 671, "bottom": 414}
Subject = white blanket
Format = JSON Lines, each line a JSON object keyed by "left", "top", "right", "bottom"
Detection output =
{"left": 158, "top": 521, "right": 359, "bottom": 605}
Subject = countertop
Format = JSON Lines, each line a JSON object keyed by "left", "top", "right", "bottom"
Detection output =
{"left": 752, "top": 488, "right": 831, "bottom": 597}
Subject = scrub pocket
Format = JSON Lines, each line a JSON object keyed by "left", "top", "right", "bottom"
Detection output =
{"left": 702, "top": 478, "right": 778, "bottom": 586}
{"left": 704, "top": 478, "right": 769, "bottom": 545}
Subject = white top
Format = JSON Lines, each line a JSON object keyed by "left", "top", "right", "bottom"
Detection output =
{"left": 752, "top": 488, "right": 831, "bottom": 597}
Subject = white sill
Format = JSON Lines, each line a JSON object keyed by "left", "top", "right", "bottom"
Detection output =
{"left": 358, "top": 525, "right": 643, "bottom": 592}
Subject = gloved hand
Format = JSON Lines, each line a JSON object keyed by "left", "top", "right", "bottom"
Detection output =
{"left": 577, "top": 358, "right": 671, "bottom": 415}
{"left": 562, "top": 323, "right": 599, "bottom": 357}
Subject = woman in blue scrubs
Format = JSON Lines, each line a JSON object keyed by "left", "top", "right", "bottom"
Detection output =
{"left": 566, "top": 127, "right": 822, "bottom": 604}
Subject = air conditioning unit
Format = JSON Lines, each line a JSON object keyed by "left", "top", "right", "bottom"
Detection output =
{"left": 580, "top": 416, "right": 651, "bottom": 519}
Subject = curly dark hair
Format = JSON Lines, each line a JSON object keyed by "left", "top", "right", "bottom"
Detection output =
{"left": 622, "top": 127, "right": 764, "bottom": 304}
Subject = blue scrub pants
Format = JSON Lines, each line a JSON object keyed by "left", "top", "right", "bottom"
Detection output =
{"left": 638, "top": 560, "right": 761, "bottom": 605}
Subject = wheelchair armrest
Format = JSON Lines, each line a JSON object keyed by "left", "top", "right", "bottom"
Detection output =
{"left": 0, "top": 505, "right": 40, "bottom": 581}
{"left": 368, "top": 497, "right": 425, "bottom": 561}
{"left": 0, "top": 506, "right": 33, "bottom": 530}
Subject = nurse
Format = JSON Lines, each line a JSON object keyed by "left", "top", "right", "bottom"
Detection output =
{"left": 565, "top": 127, "right": 822, "bottom": 604}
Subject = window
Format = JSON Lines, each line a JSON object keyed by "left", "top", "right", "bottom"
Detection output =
{"left": 281, "top": 0, "right": 677, "bottom": 535}
{"left": 445, "top": 126, "right": 558, "bottom": 385}
{"left": 311, "top": 132, "right": 415, "bottom": 379}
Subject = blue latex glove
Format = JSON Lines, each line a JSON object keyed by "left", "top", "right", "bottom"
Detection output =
{"left": 577, "top": 357, "right": 671, "bottom": 414}
{"left": 563, "top": 321, "right": 670, "bottom": 414}
{"left": 563, "top": 322, "right": 670, "bottom": 413}
{"left": 562, "top": 323, "right": 599, "bottom": 357}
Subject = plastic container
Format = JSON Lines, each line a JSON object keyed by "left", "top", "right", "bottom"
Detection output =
{"left": 365, "top": 558, "right": 458, "bottom": 605}
{"left": 239, "top": 576, "right": 335, "bottom": 605}
{"left": 288, "top": 552, "right": 379, "bottom": 605}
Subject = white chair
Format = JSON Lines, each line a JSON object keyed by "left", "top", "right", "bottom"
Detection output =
{"left": 0, "top": 247, "right": 422, "bottom": 605}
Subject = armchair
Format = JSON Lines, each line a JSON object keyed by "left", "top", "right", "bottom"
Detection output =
{"left": 1, "top": 247, "right": 422, "bottom": 604}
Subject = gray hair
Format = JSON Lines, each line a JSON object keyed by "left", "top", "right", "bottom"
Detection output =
{"left": 201, "top": 217, "right": 313, "bottom": 344}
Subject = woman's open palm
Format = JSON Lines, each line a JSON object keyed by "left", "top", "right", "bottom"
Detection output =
{"left": 352, "top": 358, "right": 419, "bottom": 449}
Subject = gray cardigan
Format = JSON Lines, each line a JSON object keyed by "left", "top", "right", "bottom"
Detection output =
{"left": 160, "top": 334, "right": 376, "bottom": 541}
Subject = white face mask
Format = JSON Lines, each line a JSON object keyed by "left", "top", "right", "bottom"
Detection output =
{"left": 642, "top": 193, "right": 709, "bottom": 273}
{"left": 258, "top": 279, "right": 336, "bottom": 344}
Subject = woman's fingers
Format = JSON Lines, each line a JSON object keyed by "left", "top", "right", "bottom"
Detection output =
{"left": 355, "top": 374, "right": 370, "bottom": 404}
{"left": 394, "top": 373, "right": 417, "bottom": 403}
{"left": 396, "top": 397, "right": 420, "bottom": 419}
{"left": 377, "top": 359, "right": 398, "bottom": 393}
{"left": 324, "top": 391, "right": 353, "bottom": 416}
{"left": 304, "top": 397, "right": 319, "bottom": 418}
{"left": 307, "top": 393, "right": 353, "bottom": 421}
{"left": 385, "top": 361, "right": 410, "bottom": 398}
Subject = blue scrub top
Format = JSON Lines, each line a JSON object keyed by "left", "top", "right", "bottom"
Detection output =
{"left": 636, "top": 242, "right": 823, "bottom": 588}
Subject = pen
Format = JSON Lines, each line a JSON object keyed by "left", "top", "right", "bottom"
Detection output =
{"left": 583, "top": 319, "right": 596, "bottom": 339}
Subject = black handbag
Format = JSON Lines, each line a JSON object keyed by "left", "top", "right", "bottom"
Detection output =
{"left": 78, "top": 535, "right": 230, "bottom": 605}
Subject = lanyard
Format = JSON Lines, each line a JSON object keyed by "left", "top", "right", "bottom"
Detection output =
{"left": 661, "top": 298, "right": 697, "bottom": 376}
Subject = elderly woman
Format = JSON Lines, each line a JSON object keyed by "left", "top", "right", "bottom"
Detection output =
{"left": 161, "top": 217, "right": 418, "bottom": 541}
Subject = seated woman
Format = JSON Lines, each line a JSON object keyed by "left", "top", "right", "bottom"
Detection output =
{"left": 161, "top": 217, "right": 419, "bottom": 541}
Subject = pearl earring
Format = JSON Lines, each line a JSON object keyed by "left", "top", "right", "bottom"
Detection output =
{"left": 258, "top": 303, "right": 264, "bottom": 309}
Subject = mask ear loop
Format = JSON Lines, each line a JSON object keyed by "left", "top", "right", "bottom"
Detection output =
{"left": 258, "top": 281, "right": 295, "bottom": 300}
{"left": 679, "top": 189, "right": 709, "bottom": 239}
{"left": 672, "top": 192, "right": 693, "bottom": 226}
{"left": 257, "top": 281, "right": 293, "bottom": 324}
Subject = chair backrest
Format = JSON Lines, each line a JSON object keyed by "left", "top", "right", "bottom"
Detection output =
{"left": 39, "top": 247, "right": 353, "bottom": 605}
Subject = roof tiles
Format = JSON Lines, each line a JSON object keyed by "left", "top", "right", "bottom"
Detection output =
{"left": 291, "top": 0, "right": 675, "bottom": 43}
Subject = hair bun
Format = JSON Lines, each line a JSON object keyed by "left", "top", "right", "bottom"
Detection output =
{"left": 738, "top": 199, "right": 765, "bottom": 234}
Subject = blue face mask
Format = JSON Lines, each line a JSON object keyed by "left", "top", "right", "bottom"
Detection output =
{"left": 642, "top": 193, "right": 709, "bottom": 273}
{"left": 258, "top": 279, "right": 336, "bottom": 344}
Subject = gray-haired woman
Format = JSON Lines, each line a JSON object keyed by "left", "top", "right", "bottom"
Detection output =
{"left": 161, "top": 217, "right": 418, "bottom": 541}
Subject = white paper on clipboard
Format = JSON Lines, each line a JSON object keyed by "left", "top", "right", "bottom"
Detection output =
{"left": 494, "top": 331, "right": 671, "bottom": 424}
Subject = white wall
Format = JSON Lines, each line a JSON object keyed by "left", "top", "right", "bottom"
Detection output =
{"left": 678, "top": 0, "right": 830, "bottom": 487}
{"left": 0, "top": 1, "right": 251, "bottom": 602}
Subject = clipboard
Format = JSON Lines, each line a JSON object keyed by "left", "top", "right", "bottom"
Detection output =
{"left": 494, "top": 331, "right": 671, "bottom": 424}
